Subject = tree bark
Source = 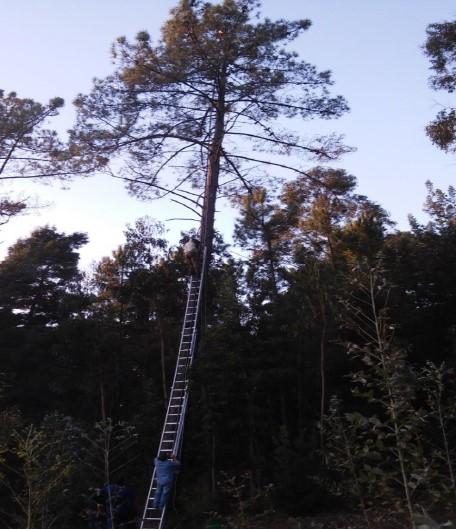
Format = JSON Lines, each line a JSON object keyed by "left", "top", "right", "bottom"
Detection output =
{"left": 200, "top": 76, "right": 226, "bottom": 272}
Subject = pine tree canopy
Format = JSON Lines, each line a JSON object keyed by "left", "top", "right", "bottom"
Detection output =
{"left": 424, "top": 19, "right": 456, "bottom": 152}
{"left": 68, "top": 0, "right": 349, "bottom": 203}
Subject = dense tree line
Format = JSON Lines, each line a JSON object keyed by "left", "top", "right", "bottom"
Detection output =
{"left": 1, "top": 176, "right": 456, "bottom": 528}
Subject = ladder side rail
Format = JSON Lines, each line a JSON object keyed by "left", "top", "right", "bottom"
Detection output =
{"left": 140, "top": 279, "right": 198, "bottom": 528}
{"left": 172, "top": 270, "right": 204, "bottom": 427}
{"left": 177, "top": 278, "right": 198, "bottom": 353}
{"left": 155, "top": 277, "right": 200, "bottom": 453}
{"left": 140, "top": 250, "right": 207, "bottom": 529}
{"left": 173, "top": 276, "right": 200, "bottom": 374}
{"left": 140, "top": 469, "right": 162, "bottom": 529}
{"left": 182, "top": 247, "right": 207, "bottom": 373}
{"left": 180, "top": 248, "right": 207, "bottom": 376}
{"left": 173, "top": 391, "right": 189, "bottom": 459}
{"left": 156, "top": 378, "right": 184, "bottom": 454}
{"left": 156, "top": 354, "right": 190, "bottom": 453}
{"left": 156, "top": 372, "right": 184, "bottom": 453}
{"left": 194, "top": 248, "right": 207, "bottom": 335}
{"left": 188, "top": 275, "right": 203, "bottom": 361}
{"left": 140, "top": 466, "right": 157, "bottom": 528}
{"left": 165, "top": 273, "right": 202, "bottom": 409}
{"left": 177, "top": 248, "right": 206, "bottom": 376}
{"left": 151, "top": 355, "right": 191, "bottom": 528}
{"left": 172, "top": 249, "right": 207, "bottom": 456}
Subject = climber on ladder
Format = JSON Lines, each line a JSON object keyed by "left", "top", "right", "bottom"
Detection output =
{"left": 152, "top": 453, "right": 181, "bottom": 511}
{"left": 182, "top": 235, "right": 201, "bottom": 276}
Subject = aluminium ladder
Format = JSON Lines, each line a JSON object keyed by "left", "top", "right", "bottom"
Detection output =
{"left": 140, "top": 272, "right": 204, "bottom": 529}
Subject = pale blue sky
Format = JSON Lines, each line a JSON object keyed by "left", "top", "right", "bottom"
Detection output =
{"left": 0, "top": 0, "right": 455, "bottom": 267}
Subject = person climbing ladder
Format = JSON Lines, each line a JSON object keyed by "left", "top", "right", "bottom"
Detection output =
{"left": 182, "top": 236, "right": 201, "bottom": 276}
{"left": 152, "top": 453, "right": 180, "bottom": 511}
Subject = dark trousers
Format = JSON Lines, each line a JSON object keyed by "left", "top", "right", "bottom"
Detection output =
{"left": 153, "top": 481, "right": 173, "bottom": 509}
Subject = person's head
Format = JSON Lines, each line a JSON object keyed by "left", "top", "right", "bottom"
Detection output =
{"left": 158, "top": 452, "right": 168, "bottom": 461}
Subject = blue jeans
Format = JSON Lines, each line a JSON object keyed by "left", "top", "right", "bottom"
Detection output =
{"left": 154, "top": 481, "right": 173, "bottom": 509}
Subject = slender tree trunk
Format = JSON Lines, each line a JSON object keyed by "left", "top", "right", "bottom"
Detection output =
{"left": 211, "top": 433, "right": 216, "bottom": 498}
{"left": 99, "top": 369, "right": 107, "bottom": 422}
{"left": 265, "top": 235, "right": 278, "bottom": 297}
{"left": 326, "top": 233, "right": 337, "bottom": 272}
{"left": 157, "top": 318, "right": 168, "bottom": 403}
{"left": 200, "top": 77, "right": 226, "bottom": 270}
{"left": 26, "top": 473, "right": 32, "bottom": 529}
{"left": 369, "top": 278, "right": 415, "bottom": 529}
{"left": 296, "top": 344, "right": 303, "bottom": 432}
{"left": 437, "top": 399, "right": 456, "bottom": 493}
{"left": 280, "top": 392, "right": 287, "bottom": 431}
{"left": 104, "top": 427, "right": 113, "bottom": 529}
{"left": 248, "top": 394, "right": 257, "bottom": 471}
{"left": 340, "top": 428, "right": 372, "bottom": 529}
{"left": 319, "top": 293, "right": 327, "bottom": 456}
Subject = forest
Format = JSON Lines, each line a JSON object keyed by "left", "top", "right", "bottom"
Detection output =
{"left": 1, "top": 1, "right": 456, "bottom": 529}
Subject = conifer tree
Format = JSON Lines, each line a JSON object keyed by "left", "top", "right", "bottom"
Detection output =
{"left": 0, "top": 226, "right": 88, "bottom": 326}
{"left": 69, "top": 0, "right": 348, "bottom": 265}
{"left": 424, "top": 19, "right": 456, "bottom": 152}
{"left": 0, "top": 91, "right": 67, "bottom": 224}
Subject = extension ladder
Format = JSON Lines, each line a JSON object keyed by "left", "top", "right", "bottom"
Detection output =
{"left": 140, "top": 273, "right": 204, "bottom": 529}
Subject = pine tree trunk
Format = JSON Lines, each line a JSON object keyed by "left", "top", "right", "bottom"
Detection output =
{"left": 319, "top": 293, "right": 327, "bottom": 455}
{"left": 200, "top": 78, "right": 226, "bottom": 270}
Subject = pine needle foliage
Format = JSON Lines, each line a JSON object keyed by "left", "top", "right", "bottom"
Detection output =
{"left": 69, "top": 0, "right": 349, "bottom": 257}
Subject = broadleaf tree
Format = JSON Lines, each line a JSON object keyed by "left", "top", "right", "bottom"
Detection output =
{"left": 69, "top": 0, "right": 349, "bottom": 267}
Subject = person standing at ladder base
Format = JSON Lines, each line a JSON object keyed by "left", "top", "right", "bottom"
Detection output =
{"left": 182, "top": 236, "right": 201, "bottom": 276}
{"left": 153, "top": 453, "right": 180, "bottom": 510}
